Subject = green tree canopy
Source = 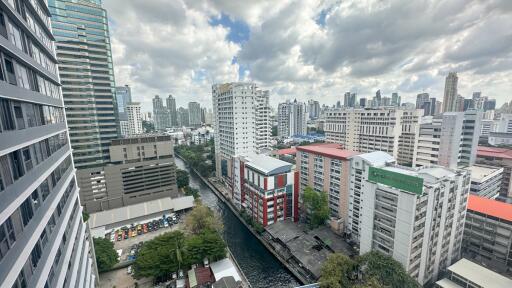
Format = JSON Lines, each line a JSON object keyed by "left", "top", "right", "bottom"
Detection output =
{"left": 93, "top": 237, "right": 119, "bottom": 272}
{"left": 303, "top": 186, "right": 330, "bottom": 229}
{"left": 176, "top": 169, "right": 189, "bottom": 189}
{"left": 357, "top": 251, "right": 420, "bottom": 288}
{"left": 133, "top": 231, "right": 187, "bottom": 279}
{"left": 184, "top": 204, "right": 223, "bottom": 235}
{"left": 319, "top": 253, "right": 355, "bottom": 288}
{"left": 185, "top": 230, "right": 226, "bottom": 265}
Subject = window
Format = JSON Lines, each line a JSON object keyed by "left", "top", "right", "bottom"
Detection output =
{"left": 0, "top": 10, "right": 6, "bottom": 39}
{"left": 14, "top": 63, "right": 30, "bottom": 89}
{"left": 4, "top": 56, "right": 17, "bottom": 85}
{"left": 0, "top": 217, "right": 15, "bottom": 261}
{"left": 7, "top": 20, "right": 23, "bottom": 50}
{"left": 20, "top": 198, "right": 34, "bottom": 226}
{"left": 39, "top": 179, "right": 50, "bottom": 201}
{"left": 10, "top": 150, "right": 25, "bottom": 180}
{"left": 13, "top": 102, "right": 25, "bottom": 129}
{"left": 21, "top": 147, "right": 32, "bottom": 171}
{"left": 0, "top": 99, "right": 15, "bottom": 131}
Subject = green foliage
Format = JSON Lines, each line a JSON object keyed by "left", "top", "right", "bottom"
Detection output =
{"left": 176, "top": 169, "right": 189, "bottom": 189}
{"left": 93, "top": 237, "right": 119, "bottom": 272}
{"left": 319, "top": 251, "right": 420, "bottom": 288}
{"left": 184, "top": 204, "right": 223, "bottom": 235}
{"left": 175, "top": 142, "right": 215, "bottom": 177}
{"left": 184, "top": 186, "right": 200, "bottom": 199}
{"left": 319, "top": 253, "right": 355, "bottom": 288}
{"left": 357, "top": 251, "right": 420, "bottom": 288}
{"left": 133, "top": 231, "right": 187, "bottom": 279}
{"left": 303, "top": 187, "right": 330, "bottom": 229}
{"left": 82, "top": 211, "right": 89, "bottom": 222}
{"left": 185, "top": 230, "right": 226, "bottom": 264}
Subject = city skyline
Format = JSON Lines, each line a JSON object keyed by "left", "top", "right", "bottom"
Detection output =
{"left": 104, "top": 0, "right": 512, "bottom": 112}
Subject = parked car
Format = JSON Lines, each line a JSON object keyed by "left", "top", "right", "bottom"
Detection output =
{"left": 127, "top": 266, "right": 132, "bottom": 274}
{"left": 178, "top": 269, "right": 184, "bottom": 279}
{"left": 143, "top": 224, "right": 148, "bottom": 233}
{"left": 110, "top": 233, "right": 115, "bottom": 242}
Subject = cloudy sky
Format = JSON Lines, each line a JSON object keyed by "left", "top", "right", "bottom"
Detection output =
{"left": 103, "top": 0, "right": 512, "bottom": 112}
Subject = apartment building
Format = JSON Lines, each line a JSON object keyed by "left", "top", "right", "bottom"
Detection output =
{"left": 324, "top": 108, "right": 421, "bottom": 166}
{"left": 442, "top": 72, "right": 458, "bottom": 112}
{"left": 79, "top": 135, "right": 179, "bottom": 212}
{"left": 278, "top": 99, "right": 308, "bottom": 138}
{"left": 232, "top": 153, "right": 298, "bottom": 226}
{"left": 467, "top": 164, "right": 503, "bottom": 199}
{"left": 476, "top": 146, "right": 512, "bottom": 201}
{"left": 0, "top": 0, "right": 96, "bottom": 286}
{"left": 295, "top": 144, "right": 358, "bottom": 234}
{"left": 115, "top": 85, "right": 132, "bottom": 121}
{"left": 153, "top": 95, "right": 169, "bottom": 131}
{"left": 462, "top": 195, "right": 512, "bottom": 277}
{"left": 212, "top": 82, "right": 270, "bottom": 181}
{"left": 188, "top": 101, "right": 201, "bottom": 128}
{"left": 126, "top": 102, "right": 142, "bottom": 136}
{"left": 351, "top": 152, "right": 470, "bottom": 285}
{"left": 415, "top": 110, "right": 482, "bottom": 169}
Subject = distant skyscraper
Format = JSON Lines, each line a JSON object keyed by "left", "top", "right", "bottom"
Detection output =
{"left": 177, "top": 107, "right": 189, "bottom": 127}
{"left": 375, "top": 89, "right": 382, "bottom": 106}
{"left": 50, "top": 0, "right": 119, "bottom": 170}
{"left": 416, "top": 93, "right": 430, "bottom": 109}
{"left": 255, "top": 90, "right": 271, "bottom": 150}
{"left": 391, "top": 92, "right": 401, "bottom": 106}
{"left": 126, "top": 102, "right": 143, "bottom": 135}
{"left": 463, "top": 98, "right": 475, "bottom": 111}
{"left": 166, "top": 95, "right": 177, "bottom": 127}
{"left": 455, "top": 95, "right": 465, "bottom": 112}
{"left": 153, "top": 95, "right": 169, "bottom": 131}
{"left": 359, "top": 98, "right": 367, "bottom": 108}
{"left": 278, "top": 100, "right": 308, "bottom": 138}
{"left": 1, "top": 0, "right": 97, "bottom": 286}
{"left": 344, "top": 92, "right": 357, "bottom": 108}
{"left": 188, "top": 102, "right": 202, "bottom": 128}
{"left": 116, "top": 85, "right": 132, "bottom": 121}
{"left": 336, "top": 100, "right": 342, "bottom": 108}
{"left": 443, "top": 72, "right": 458, "bottom": 112}
{"left": 308, "top": 100, "right": 320, "bottom": 119}
{"left": 484, "top": 99, "right": 496, "bottom": 111}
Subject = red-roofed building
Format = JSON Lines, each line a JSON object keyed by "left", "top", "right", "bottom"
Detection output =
{"left": 476, "top": 146, "right": 512, "bottom": 200}
{"left": 296, "top": 144, "right": 359, "bottom": 234}
{"left": 463, "top": 195, "right": 512, "bottom": 275}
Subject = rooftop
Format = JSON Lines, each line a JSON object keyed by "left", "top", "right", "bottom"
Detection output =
{"left": 275, "top": 147, "right": 297, "bottom": 155}
{"left": 210, "top": 258, "right": 241, "bottom": 282}
{"left": 88, "top": 196, "right": 194, "bottom": 229}
{"left": 296, "top": 143, "right": 359, "bottom": 160}
{"left": 467, "top": 195, "right": 512, "bottom": 222}
{"left": 357, "top": 151, "right": 395, "bottom": 166}
{"left": 467, "top": 164, "right": 503, "bottom": 181}
{"left": 244, "top": 153, "right": 293, "bottom": 175}
{"left": 477, "top": 146, "right": 512, "bottom": 160}
{"left": 446, "top": 258, "right": 512, "bottom": 288}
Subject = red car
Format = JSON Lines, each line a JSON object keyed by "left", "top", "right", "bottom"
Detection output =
{"left": 143, "top": 223, "right": 148, "bottom": 234}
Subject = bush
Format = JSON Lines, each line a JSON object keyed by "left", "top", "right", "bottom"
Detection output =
{"left": 93, "top": 237, "right": 119, "bottom": 272}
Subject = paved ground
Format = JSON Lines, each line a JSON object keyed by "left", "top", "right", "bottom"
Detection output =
{"left": 99, "top": 268, "right": 153, "bottom": 288}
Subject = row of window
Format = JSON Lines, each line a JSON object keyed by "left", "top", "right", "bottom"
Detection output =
{"left": 0, "top": 131, "right": 68, "bottom": 192}
{"left": 0, "top": 156, "right": 72, "bottom": 265}
{"left": 0, "top": 50, "right": 60, "bottom": 99}
{"left": 0, "top": 98, "right": 64, "bottom": 133}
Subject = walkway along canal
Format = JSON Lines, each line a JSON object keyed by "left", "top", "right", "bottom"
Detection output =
{"left": 174, "top": 156, "right": 300, "bottom": 288}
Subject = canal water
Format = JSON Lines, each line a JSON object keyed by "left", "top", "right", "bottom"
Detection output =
{"left": 175, "top": 157, "right": 300, "bottom": 288}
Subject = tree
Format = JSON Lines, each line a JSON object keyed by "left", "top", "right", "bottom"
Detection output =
{"left": 357, "top": 251, "right": 420, "bottom": 288}
{"left": 93, "top": 237, "right": 119, "bottom": 272}
{"left": 320, "top": 253, "right": 355, "bottom": 288}
{"left": 303, "top": 186, "right": 330, "bottom": 229}
{"left": 133, "top": 231, "right": 187, "bottom": 279}
{"left": 176, "top": 169, "right": 189, "bottom": 189}
{"left": 185, "top": 230, "right": 226, "bottom": 265}
{"left": 184, "top": 204, "right": 223, "bottom": 235}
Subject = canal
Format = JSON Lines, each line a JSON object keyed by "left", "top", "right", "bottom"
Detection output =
{"left": 175, "top": 157, "right": 300, "bottom": 288}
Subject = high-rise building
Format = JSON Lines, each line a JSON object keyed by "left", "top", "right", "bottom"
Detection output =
{"left": 391, "top": 92, "right": 401, "bottom": 107}
{"left": 359, "top": 98, "right": 367, "bottom": 108}
{"left": 115, "top": 85, "right": 132, "bottom": 121}
{"left": 374, "top": 89, "right": 382, "bottom": 106}
{"left": 351, "top": 152, "right": 470, "bottom": 285}
{"left": 455, "top": 95, "right": 465, "bottom": 112}
{"left": 343, "top": 92, "right": 357, "bottom": 108}
{"left": 119, "top": 120, "right": 129, "bottom": 137}
{"left": 212, "top": 82, "right": 270, "bottom": 180}
{"left": 296, "top": 144, "right": 358, "bottom": 233}
{"left": 126, "top": 102, "right": 143, "bottom": 136}
{"left": 476, "top": 146, "right": 512, "bottom": 201}
{"left": 277, "top": 99, "right": 307, "bottom": 138}
{"left": 0, "top": 0, "right": 97, "bottom": 286}
{"left": 152, "top": 95, "right": 168, "bottom": 131}
{"left": 188, "top": 101, "right": 201, "bottom": 128}
{"left": 50, "top": 0, "right": 118, "bottom": 169}
{"left": 484, "top": 99, "right": 496, "bottom": 111}
{"left": 442, "top": 72, "right": 458, "bottom": 112}
{"left": 204, "top": 108, "right": 213, "bottom": 125}
{"left": 416, "top": 93, "right": 437, "bottom": 116}
{"left": 324, "top": 108, "right": 421, "bottom": 166}
{"left": 308, "top": 100, "right": 320, "bottom": 119}
{"left": 255, "top": 90, "right": 271, "bottom": 151}
{"left": 416, "top": 93, "right": 430, "bottom": 109}
{"left": 166, "top": 94, "right": 177, "bottom": 127}
{"left": 415, "top": 110, "right": 482, "bottom": 169}
{"left": 177, "top": 107, "right": 189, "bottom": 127}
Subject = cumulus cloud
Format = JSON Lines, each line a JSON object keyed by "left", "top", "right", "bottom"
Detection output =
{"left": 104, "top": 0, "right": 512, "bottom": 110}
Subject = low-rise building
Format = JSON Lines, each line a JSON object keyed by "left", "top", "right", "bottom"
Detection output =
{"left": 466, "top": 165, "right": 503, "bottom": 199}
{"left": 489, "top": 132, "right": 512, "bottom": 146}
{"left": 232, "top": 153, "right": 298, "bottom": 226}
{"left": 191, "top": 127, "right": 214, "bottom": 145}
{"left": 295, "top": 144, "right": 359, "bottom": 234}
{"left": 435, "top": 258, "right": 512, "bottom": 288}
{"left": 462, "top": 195, "right": 512, "bottom": 276}
{"left": 351, "top": 152, "right": 470, "bottom": 285}
{"left": 79, "top": 135, "right": 180, "bottom": 212}
{"left": 476, "top": 146, "right": 512, "bottom": 201}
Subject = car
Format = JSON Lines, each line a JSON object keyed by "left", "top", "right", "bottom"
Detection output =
{"left": 131, "top": 230, "right": 137, "bottom": 237}
{"left": 110, "top": 233, "right": 115, "bottom": 242}
{"left": 124, "top": 231, "right": 129, "bottom": 239}
{"left": 178, "top": 269, "right": 184, "bottom": 279}
{"left": 143, "top": 224, "right": 148, "bottom": 233}
{"left": 127, "top": 266, "right": 132, "bottom": 274}
{"left": 117, "top": 233, "right": 122, "bottom": 241}
{"left": 163, "top": 219, "right": 169, "bottom": 228}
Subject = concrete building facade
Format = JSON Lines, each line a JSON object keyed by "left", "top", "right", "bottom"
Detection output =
{"left": 152, "top": 95, "right": 169, "bottom": 131}
{"left": 353, "top": 154, "right": 470, "bottom": 285}
{"left": 166, "top": 94, "right": 177, "bottom": 127}
{"left": 296, "top": 144, "right": 358, "bottom": 233}
{"left": 188, "top": 101, "right": 201, "bottom": 128}
{"left": 442, "top": 72, "right": 458, "bottom": 112}
{"left": 278, "top": 99, "right": 308, "bottom": 138}
{"left": 324, "top": 108, "right": 421, "bottom": 166}
{"left": 476, "top": 146, "right": 512, "bottom": 201}
{"left": 79, "top": 135, "right": 179, "bottom": 212}
{"left": 0, "top": 0, "right": 97, "bottom": 286}
{"left": 467, "top": 164, "right": 503, "bottom": 199}
{"left": 115, "top": 85, "right": 132, "bottom": 121}
{"left": 126, "top": 102, "right": 142, "bottom": 136}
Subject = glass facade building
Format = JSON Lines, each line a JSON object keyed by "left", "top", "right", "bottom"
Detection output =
{"left": 0, "top": 0, "right": 97, "bottom": 287}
